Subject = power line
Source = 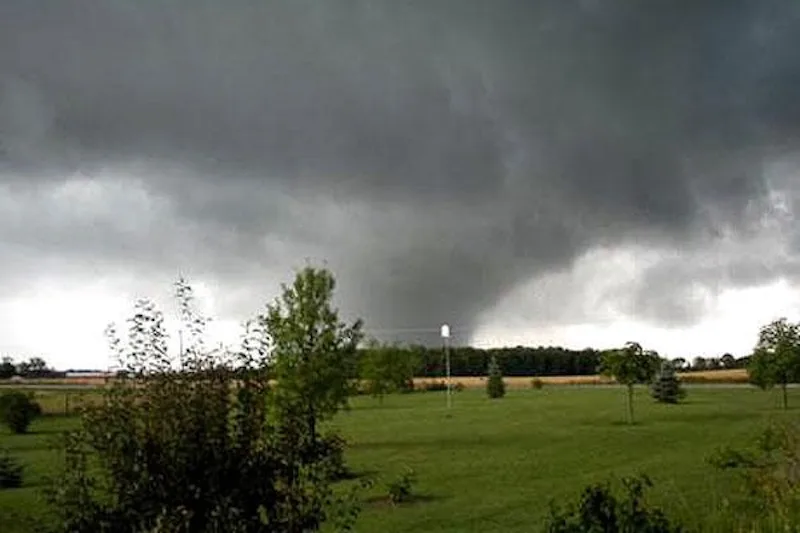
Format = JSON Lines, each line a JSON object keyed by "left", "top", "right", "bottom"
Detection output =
{"left": 362, "top": 326, "right": 467, "bottom": 334}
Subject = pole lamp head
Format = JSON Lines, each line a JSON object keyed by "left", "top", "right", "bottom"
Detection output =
{"left": 440, "top": 324, "right": 450, "bottom": 339}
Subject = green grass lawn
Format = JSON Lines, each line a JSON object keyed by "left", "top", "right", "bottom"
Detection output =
{"left": 1, "top": 386, "right": 795, "bottom": 532}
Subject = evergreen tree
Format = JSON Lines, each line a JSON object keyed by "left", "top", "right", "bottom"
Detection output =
{"left": 486, "top": 355, "right": 506, "bottom": 399}
{"left": 650, "top": 361, "right": 686, "bottom": 404}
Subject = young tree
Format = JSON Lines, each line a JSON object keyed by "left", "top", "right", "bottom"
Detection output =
{"left": 259, "top": 267, "right": 365, "bottom": 532}
{"left": 599, "top": 342, "right": 660, "bottom": 424}
{"left": 0, "top": 391, "right": 41, "bottom": 434}
{"left": 262, "top": 266, "right": 364, "bottom": 443}
{"left": 360, "top": 340, "right": 393, "bottom": 402}
{"left": 748, "top": 318, "right": 800, "bottom": 410}
{"left": 486, "top": 355, "right": 506, "bottom": 399}
{"left": 650, "top": 361, "right": 686, "bottom": 404}
{"left": 545, "top": 475, "right": 684, "bottom": 533}
{"left": 360, "top": 340, "right": 417, "bottom": 402}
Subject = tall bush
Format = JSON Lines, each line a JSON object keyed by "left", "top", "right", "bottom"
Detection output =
{"left": 359, "top": 340, "right": 417, "bottom": 402}
{"left": 46, "top": 273, "right": 362, "bottom": 533}
{"left": 0, "top": 391, "right": 41, "bottom": 434}
{"left": 545, "top": 475, "right": 684, "bottom": 532}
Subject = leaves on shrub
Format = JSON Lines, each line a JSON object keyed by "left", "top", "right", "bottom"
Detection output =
{"left": 545, "top": 474, "right": 684, "bottom": 533}
{"left": 0, "top": 391, "right": 41, "bottom": 434}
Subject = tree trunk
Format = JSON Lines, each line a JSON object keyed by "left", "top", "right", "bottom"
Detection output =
{"left": 783, "top": 383, "right": 789, "bottom": 410}
{"left": 627, "top": 384, "right": 635, "bottom": 424}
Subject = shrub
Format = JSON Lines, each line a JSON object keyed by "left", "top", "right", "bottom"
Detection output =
{"left": 387, "top": 468, "right": 416, "bottom": 505}
{"left": 45, "top": 275, "right": 363, "bottom": 533}
{"left": 545, "top": 475, "right": 684, "bottom": 532}
{"left": 650, "top": 363, "right": 686, "bottom": 404}
{"left": 0, "top": 448, "right": 23, "bottom": 489}
{"left": 0, "top": 391, "right": 42, "bottom": 434}
{"left": 531, "top": 378, "right": 544, "bottom": 390}
{"left": 709, "top": 421, "right": 800, "bottom": 529}
{"left": 359, "top": 341, "right": 418, "bottom": 401}
{"left": 486, "top": 355, "right": 506, "bottom": 399}
{"left": 317, "top": 433, "right": 350, "bottom": 481}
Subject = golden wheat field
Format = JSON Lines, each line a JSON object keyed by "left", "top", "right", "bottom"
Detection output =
{"left": 0, "top": 368, "right": 750, "bottom": 392}
{"left": 416, "top": 368, "right": 749, "bottom": 389}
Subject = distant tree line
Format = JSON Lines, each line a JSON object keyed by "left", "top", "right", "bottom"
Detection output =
{"left": 1, "top": 347, "right": 753, "bottom": 382}
{"left": 0, "top": 356, "right": 64, "bottom": 379}
{"left": 672, "top": 353, "right": 750, "bottom": 372}
{"left": 399, "top": 345, "right": 603, "bottom": 377}
{"left": 349, "top": 345, "right": 752, "bottom": 379}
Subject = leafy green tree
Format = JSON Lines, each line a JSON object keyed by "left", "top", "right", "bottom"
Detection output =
{"left": 13, "top": 356, "right": 50, "bottom": 378}
{"left": 359, "top": 339, "right": 393, "bottom": 401}
{"left": 0, "top": 391, "right": 41, "bottom": 434}
{"left": 599, "top": 342, "right": 660, "bottom": 424}
{"left": 0, "top": 357, "right": 15, "bottom": 379}
{"left": 260, "top": 266, "right": 365, "bottom": 532}
{"left": 27, "top": 356, "right": 49, "bottom": 376}
{"left": 46, "top": 276, "right": 361, "bottom": 533}
{"left": 262, "top": 266, "right": 364, "bottom": 443}
{"left": 720, "top": 353, "right": 737, "bottom": 369}
{"left": 486, "top": 355, "right": 506, "bottom": 399}
{"left": 650, "top": 361, "right": 686, "bottom": 404}
{"left": 748, "top": 318, "right": 800, "bottom": 410}
{"left": 360, "top": 340, "right": 417, "bottom": 402}
{"left": 386, "top": 468, "right": 417, "bottom": 505}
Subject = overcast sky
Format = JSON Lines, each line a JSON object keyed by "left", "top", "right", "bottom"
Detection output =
{"left": 2, "top": 1, "right": 800, "bottom": 369}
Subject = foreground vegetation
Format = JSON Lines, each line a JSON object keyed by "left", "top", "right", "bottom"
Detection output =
{"left": 3, "top": 266, "right": 800, "bottom": 531}
{"left": 1, "top": 386, "right": 797, "bottom": 532}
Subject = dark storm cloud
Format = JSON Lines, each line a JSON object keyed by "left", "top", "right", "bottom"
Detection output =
{"left": 2, "top": 1, "right": 800, "bottom": 342}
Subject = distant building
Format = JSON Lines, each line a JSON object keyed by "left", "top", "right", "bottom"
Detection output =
{"left": 65, "top": 371, "right": 113, "bottom": 378}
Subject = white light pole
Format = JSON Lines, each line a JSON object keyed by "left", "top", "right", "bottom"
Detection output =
{"left": 441, "top": 324, "right": 451, "bottom": 409}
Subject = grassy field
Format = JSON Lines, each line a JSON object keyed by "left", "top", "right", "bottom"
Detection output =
{"left": 0, "top": 384, "right": 793, "bottom": 532}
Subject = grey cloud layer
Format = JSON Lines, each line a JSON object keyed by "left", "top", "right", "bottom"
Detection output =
{"left": 2, "top": 1, "right": 800, "bottom": 344}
